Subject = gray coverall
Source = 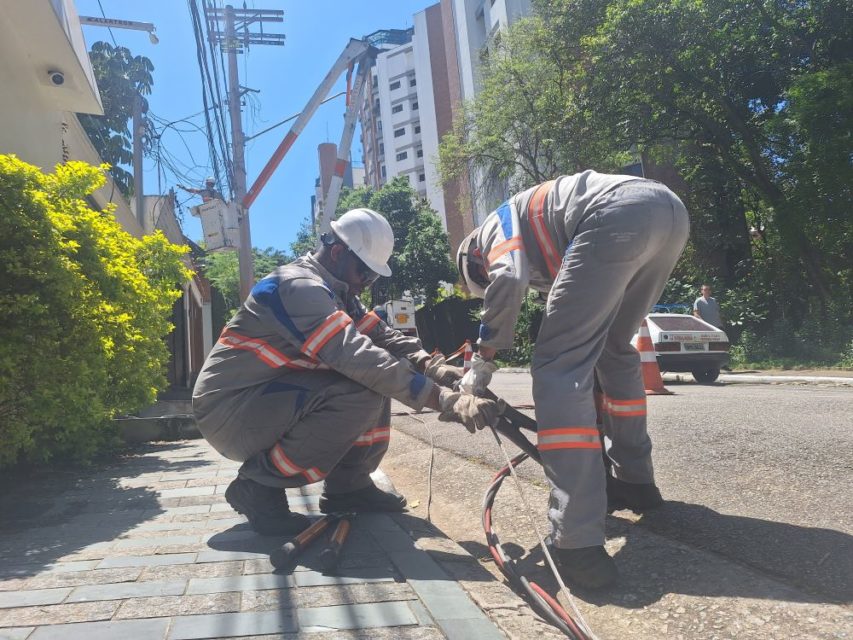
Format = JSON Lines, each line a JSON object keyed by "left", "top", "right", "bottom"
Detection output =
{"left": 192, "top": 255, "right": 437, "bottom": 494}
{"left": 475, "top": 171, "right": 689, "bottom": 549}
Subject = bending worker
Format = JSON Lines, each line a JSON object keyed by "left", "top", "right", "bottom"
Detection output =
{"left": 457, "top": 172, "right": 689, "bottom": 588}
{"left": 193, "top": 208, "right": 499, "bottom": 536}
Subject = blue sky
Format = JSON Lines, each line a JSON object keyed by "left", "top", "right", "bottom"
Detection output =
{"left": 75, "top": 0, "right": 435, "bottom": 252}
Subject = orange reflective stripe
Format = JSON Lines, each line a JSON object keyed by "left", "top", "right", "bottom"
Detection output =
{"left": 527, "top": 181, "right": 560, "bottom": 277}
{"left": 354, "top": 426, "right": 391, "bottom": 447}
{"left": 602, "top": 395, "right": 647, "bottom": 417}
{"left": 219, "top": 329, "right": 327, "bottom": 370}
{"left": 537, "top": 427, "right": 601, "bottom": 451}
{"left": 270, "top": 444, "right": 325, "bottom": 482}
{"left": 356, "top": 311, "right": 381, "bottom": 334}
{"left": 487, "top": 237, "right": 524, "bottom": 263}
{"left": 302, "top": 311, "right": 352, "bottom": 358}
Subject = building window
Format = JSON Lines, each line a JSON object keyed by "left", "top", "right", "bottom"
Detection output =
{"left": 414, "top": 125, "right": 421, "bottom": 134}
{"left": 392, "top": 104, "right": 403, "bottom": 114}
{"left": 381, "top": 165, "right": 386, "bottom": 178}
{"left": 416, "top": 148, "right": 423, "bottom": 158}
{"left": 396, "top": 151, "right": 408, "bottom": 161}
{"left": 412, "top": 101, "right": 419, "bottom": 110}
{"left": 389, "top": 80, "right": 401, "bottom": 90}
{"left": 379, "top": 143, "right": 385, "bottom": 155}
{"left": 419, "top": 173, "right": 426, "bottom": 182}
{"left": 394, "top": 127, "right": 405, "bottom": 137}
{"left": 375, "top": 98, "right": 380, "bottom": 110}
{"left": 409, "top": 77, "right": 417, "bottom": 87}
{"left": 372, "top": 76, "right": 378, "bottom": 87}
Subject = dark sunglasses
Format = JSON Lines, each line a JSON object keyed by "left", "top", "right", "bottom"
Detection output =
{"left": 348, "top": 248, "right": 380, "bottom": 284}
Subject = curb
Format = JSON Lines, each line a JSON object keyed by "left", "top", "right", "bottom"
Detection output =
{"left": 499, "top": 368, "right": 852, "bottom": 386}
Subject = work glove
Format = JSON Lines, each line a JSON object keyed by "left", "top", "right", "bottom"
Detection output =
{"left": 424, "top": 354, "right": 465, "bottom": 388}
{"left": 459, "top": 353, "right": 498, "bottom": 395}
{"left": 438, "top": 389, "right": 503, "bottom": 433}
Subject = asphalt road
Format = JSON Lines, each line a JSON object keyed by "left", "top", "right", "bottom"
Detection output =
{"left": 385, "top": 373, "right": 853, "bottom": 639}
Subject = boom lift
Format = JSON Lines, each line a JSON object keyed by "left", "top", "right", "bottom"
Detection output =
{"left": 243, "top": 38, "right": 378, "bottom": 239}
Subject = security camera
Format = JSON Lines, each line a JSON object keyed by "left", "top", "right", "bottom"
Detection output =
{"left": 47, "top": 70, "right": 65, "bottom": 86}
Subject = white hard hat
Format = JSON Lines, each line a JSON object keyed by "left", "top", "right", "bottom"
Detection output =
{"left": 457, "top": 228, "right": 488, "bottom": 298}
{"left": 330, "top": 208, "right": 394, "bottom": 277}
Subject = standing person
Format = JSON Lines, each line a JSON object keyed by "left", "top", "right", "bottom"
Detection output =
{"left": 178, "top": 177, "right": 223, "bottom": 203}
{"left": 193, "top": 208, "right": 500, "bottom": 536}
{"left": 457, "top": 172, "right": 689, "bottom": 588}
{"left": 693, "top": 284, "right": 722, "bottom": 328}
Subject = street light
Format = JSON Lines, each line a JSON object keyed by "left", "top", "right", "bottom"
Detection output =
{"left": 79, "top": 16, "right": 159, "bottom": 44}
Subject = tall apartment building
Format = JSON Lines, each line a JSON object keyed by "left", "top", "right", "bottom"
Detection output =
{"left": 358, "top": 4, "right": 474, "bottom": 257}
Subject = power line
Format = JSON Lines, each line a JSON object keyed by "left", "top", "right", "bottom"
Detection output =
{"left": 96, "top": 0, "right": 118, "bottom": 46}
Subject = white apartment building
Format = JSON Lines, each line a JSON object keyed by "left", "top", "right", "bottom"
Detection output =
{"left": 359, "top": 6, "right": 474, "bottom": 256}
{"left": 450, "top": 0, "right": 532, "bottom": 102}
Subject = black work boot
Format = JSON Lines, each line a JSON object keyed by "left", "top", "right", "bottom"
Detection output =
{"left": 607, "top": 475, "right": 664, "bottom": 513}
{"left": 319, "top": 482, "right": 406, "bottom": 514}
{"left": 549, "top": 545, "right": 618, "bottom": 589}
{"left": 225, "top": 476, "right": 310, "bottom": 536}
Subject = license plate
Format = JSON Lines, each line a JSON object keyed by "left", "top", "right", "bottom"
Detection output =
{"left": 683, "top": 343, "right": 705, "bottom": 352}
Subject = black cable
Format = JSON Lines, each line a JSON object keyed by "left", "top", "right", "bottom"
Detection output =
{"left": 186, "top": 0, "right": 225, "bottom": 193}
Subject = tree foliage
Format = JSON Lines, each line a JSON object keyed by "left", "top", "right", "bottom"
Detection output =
{"left": 337, "top": 178, "right": 457, "bottom": 305}
{"left": 202, "top": 247, "right": 291, "bottom": 319}
{"left": 439, "top": 0, "right": 853, "bottom": 362}
{"left": 78, "top": 42, "right": 154, "bottom": 197}
{"left": 0, "top": 156, "right": 190, "bottom": 467}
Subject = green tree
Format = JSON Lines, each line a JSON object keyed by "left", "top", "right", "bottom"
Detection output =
{"left": 0, "top": 156, "right": 190, "bottom": 467}
{"left": 337, "top": 177, "right": 457, "bottom": 305}
{"left": 202, "top": 247, "right": 291, "bottom": 319}
{"left": 78, "top": 42, "right": 154, "bottom": 196}
{"left": 290, "top": 216, "right": 318, "bottom": 258}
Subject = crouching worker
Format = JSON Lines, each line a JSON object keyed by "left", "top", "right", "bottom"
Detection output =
{"left": 457, "top": 172, "right": 689, "bottom": 588}
{"left": 193, "top": 208, "right": 500, "bottom": 535}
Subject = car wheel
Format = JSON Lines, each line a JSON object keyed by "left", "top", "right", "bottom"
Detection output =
{"left": 692, "top": 368, "right": 720, "bottom": 384}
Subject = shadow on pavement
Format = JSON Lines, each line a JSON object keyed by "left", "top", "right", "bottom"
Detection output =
{"left": 481, "top": 501, "right": 851, "bottom": 608}
{"left": 0, "top": 441, "right": 212, "bottom": 579}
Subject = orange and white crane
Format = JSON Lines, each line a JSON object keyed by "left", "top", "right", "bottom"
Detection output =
{"left": 243, "top": 38, "right": 378, "bottom": 238}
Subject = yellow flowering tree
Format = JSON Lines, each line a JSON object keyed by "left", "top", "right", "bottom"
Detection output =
{"left": 0, "top": 156, "right": 191, "bottom": 466}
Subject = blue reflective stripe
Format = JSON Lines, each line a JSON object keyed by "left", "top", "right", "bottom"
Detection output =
{"left": 409, "top": 373, "right": 427, "bottom": 399}
{"left": 252, "top": 277, "right": 306, "bottom": 342}
{"left": 479, "top": 323, "right": 491, "bottom": 340}
{"left": 261, "top": 380, "right": 308, "bottom": 412}
{"left": 496, "top": 201, "right": 513, "bottom": 241}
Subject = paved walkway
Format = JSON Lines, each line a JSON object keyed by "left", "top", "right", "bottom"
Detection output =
{"left": 0, "top": 440, "right": 507, "bottom": 639}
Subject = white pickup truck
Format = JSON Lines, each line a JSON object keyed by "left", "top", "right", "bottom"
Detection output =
{"left": 379, "top": 299, "right": 418, "bottom": 337}
{"left": 635, "top": 313, "right": 730, "bottom": 383}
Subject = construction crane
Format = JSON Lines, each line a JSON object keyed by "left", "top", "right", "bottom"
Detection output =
{"left": 243, "top": 38, "right": 378, "bottom": 240}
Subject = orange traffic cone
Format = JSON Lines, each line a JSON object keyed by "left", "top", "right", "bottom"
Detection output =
{"left": 462, "top": 340, "right": 473, "bottom": 372}
{"left": 635, "top": 319, "right": 673, "bottom": 395}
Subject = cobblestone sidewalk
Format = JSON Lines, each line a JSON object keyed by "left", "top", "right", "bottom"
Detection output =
{"left": 0, "top": 440, "right": 507, "bottom": 639}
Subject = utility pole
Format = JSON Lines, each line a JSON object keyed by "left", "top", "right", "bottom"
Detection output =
{"left": 209, "top": 5, "right": 284, "bottom": 302}
{"left": 132, "top": 93, "right": 147, "bottom": 230}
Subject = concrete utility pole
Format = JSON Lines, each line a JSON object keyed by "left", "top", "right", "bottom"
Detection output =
{"left": 132, "top": 93, "right": 146, "bottom": 229}
{"left": 209, "top": 5, "right": 285, "bottom": 302}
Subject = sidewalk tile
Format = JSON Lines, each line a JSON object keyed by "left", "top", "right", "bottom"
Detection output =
{"left": 96, "top": 553, "right": 196, "bottom": 569}
{"left": 115, "top": 592, "right": 240, "bottom": 620}
{"left": 0, "top": 587, "right": 70, "bottom": 608}
{"left": 157, "top": 487, "right": 215, "bottom": 499}
{"left": 240, "top": 582, "right": 416, "bottom": 612}
{"left": 67, "top": 579, "right": 187, "bottom": 602}
{"left": 28, "top": 617, "right": 169, "bottom": 640}
{"left": 297, "top": 600, "right": 418, "bottom": 631}
{"left": 186, "top": 573, "right": 295, "bottom": 595}
{"left": 439, "top": 617, "right": 509, "bottom": 640}
{"left": 0, "top": 628, "right": 33, "bottom": 640}
{"left": 168, "top": 609, "right": 297, "bottom": 639}
{"left": 0, "top": 600, "right": 118, "bottom": 627}
{"left": 114, "top": 535, "right": 200, "bottom": 549}
{"left": 140, "top": 561, "right": 244, "bottom": 582}
{"left": 195, "top": 550, "right": 268, "bottom": 562}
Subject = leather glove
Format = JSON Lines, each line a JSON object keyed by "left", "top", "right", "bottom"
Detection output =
{"left": 438, "top": 390, "right": 502, "bottom": 433}
{"left": 424, "top": 354, "right": 464, "bottom": 387}
{"left": 459, "top": 353, "right": 498, "bottom": 395}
